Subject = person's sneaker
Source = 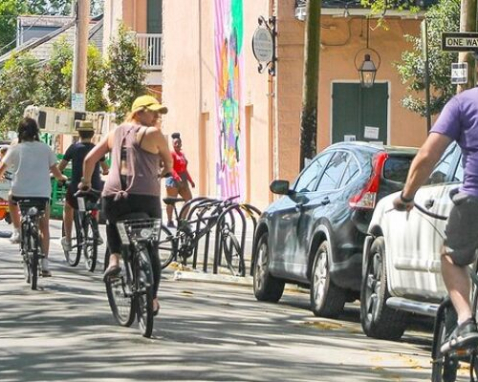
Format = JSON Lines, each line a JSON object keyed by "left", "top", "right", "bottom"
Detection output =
{"left": 440, "top": 318, "right": 478, "bottom": 354}
{"left": 61, "top": 237, "right": 72, "bottom": 252}
{"left": 167, "top": 221, "right": 176, "bottom": 228}
{"left": 9, "top": 229, "right": 20, "bottom": 244}
{"left": 41, "top": 258, "right": 52, "bottom": 277}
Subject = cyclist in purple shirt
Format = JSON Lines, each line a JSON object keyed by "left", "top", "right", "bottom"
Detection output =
{"left": 394, "top": 86, "right": 478, "bottom": 353}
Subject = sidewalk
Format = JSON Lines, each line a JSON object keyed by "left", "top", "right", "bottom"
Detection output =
{"left": 164, "top": 212, "right": 257, "bottom": 284}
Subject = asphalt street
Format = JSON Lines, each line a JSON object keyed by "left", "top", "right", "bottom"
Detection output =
{"left": 0, "top": 219, "right": 470, "bottom": 381}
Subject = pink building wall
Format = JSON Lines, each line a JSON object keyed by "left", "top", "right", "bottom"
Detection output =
{"left": 117, "top": 0, "right": 429, "bottom": 210}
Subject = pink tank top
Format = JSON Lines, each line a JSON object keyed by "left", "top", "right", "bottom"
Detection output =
{"left": 102, "top": 123, "right": 160, "bottom": 198}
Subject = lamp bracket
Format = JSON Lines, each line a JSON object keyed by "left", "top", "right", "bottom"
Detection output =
{"left": 253, "top": 16, "right": 277, "bottom": 76}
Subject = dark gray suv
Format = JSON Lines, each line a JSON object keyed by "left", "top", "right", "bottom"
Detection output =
{"left": 252, "top": 141, "right": 417, "bottom": 318}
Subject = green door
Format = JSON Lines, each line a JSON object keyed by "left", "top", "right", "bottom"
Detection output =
{"left": 332, "top": 82, "right": 388, "bottom": 144}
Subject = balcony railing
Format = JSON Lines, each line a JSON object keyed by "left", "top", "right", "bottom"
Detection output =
{"left": 136, "top": 33, "right": 162, "bottom": 70}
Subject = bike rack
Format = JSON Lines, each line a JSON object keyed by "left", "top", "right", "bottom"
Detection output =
{"left": 189, "top": 199, "right": 222, "bottom": 271}
{"left": 211, "top": 203, "right": 261, "bottom": 276}
{"left": 170, "top": 195, "right": 261, "bottom": 277}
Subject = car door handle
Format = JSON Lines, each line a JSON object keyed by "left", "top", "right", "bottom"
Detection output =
{"left": 321, "top": 197, "right": 330, "bottom": 206}
{"left": 424, "top": 199, "right": 435, "bottom": 209}
{"left": 295, "top": 203, "right": 304, "bottom": 212}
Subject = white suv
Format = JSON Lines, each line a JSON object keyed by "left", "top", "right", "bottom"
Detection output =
{"left": 360, "top": 143, "right": 463, "bottom": 340}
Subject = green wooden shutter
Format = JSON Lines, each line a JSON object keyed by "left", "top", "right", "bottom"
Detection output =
{"left": 147, "top": 0, "right": 162, "bottom": 33}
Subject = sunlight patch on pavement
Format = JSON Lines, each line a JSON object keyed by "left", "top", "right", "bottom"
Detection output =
{"left": 300, "top": 321, "right": 343, "bottom": 330}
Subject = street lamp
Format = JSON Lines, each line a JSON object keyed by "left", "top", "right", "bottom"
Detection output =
{"left": 358, "top": 54, "right": 377, "bottom": 88}
{"left": 354, "top": 17, "right": 381, "bottom": 88}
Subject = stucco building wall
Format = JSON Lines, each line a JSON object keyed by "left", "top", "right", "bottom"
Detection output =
{"left": 126, "top": 1, "right": 428, "bottom": 210}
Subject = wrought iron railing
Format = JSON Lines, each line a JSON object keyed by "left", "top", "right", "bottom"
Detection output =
{"left": 136, "top": 33, "right": 162, "bottom": 70}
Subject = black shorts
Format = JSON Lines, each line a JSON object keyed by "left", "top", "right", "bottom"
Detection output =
{"left": 103, "top": 194, "right": 161, "bottom": 254}
{"left": 11, "top": 196, "right": 50, "bottom": 214}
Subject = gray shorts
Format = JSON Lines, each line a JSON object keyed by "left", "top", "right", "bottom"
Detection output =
{"left": 444, "top": 191, "right": 478, "bottom": 266}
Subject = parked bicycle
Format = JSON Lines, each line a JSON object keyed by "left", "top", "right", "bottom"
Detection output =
{"left": 62, "top": 188, "right": 102, "bottom": 272}
{"left": 158, "top": 196, "right": 242, "bottom": 275}
{"left": 17, "top": 198, "right": 48, "bottom": 290}
{"left": 105, "top": 214, "right": 161, "bottom": 338}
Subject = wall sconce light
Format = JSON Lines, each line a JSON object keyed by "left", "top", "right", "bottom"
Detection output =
{"left": 354, "top": 18, "right": 381, "bottom": 88}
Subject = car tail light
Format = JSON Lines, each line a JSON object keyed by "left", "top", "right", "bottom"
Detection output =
{"left": 349, "top": 152, "right": 389, "bottom": 210}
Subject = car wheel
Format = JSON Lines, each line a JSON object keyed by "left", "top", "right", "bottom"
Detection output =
{"left": 253, "top": 232, "right": 285, "bottom": 302}
{"left": 310, "top": 241, "right": 346, "bottom": 318}
{"left": 360, "top": 236, "right": 409, "bottom": 340}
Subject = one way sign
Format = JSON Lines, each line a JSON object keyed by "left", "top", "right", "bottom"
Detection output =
{"left": 442, "top": 32, "right": 478, "bottom": 51}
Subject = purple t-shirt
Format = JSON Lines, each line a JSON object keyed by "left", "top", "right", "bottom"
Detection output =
{"left": 431, "top": 87, "right": 478, "bottom": 198}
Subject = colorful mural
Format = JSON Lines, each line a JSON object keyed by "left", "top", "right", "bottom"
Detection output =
{"left": 214, "top": 0, "right": 244, "bottom": 199}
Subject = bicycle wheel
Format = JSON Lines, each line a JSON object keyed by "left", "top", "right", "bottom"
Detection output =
{"left": 135, "top": 249, "right": 154, "bottom": 338}
{"left": 431, "top": 300, "right": 458, "bottom": 382}
{"left": 83, "top": 216, "right": 98, "bottom": 272}
{"left": 21, "top": 224, "right": 31, "bottom": 284}
{"left": 222, "top": 232, "right": 245, "bottom": 277}
{"left": 105, "top": 255, "right": 134, "bottom": 327}
{"left": 63, "top": 213, "right": 82, "bottom": 267}
{"left": 158, "top": 224, "right": 176, "bottom": 269}
{"left": 30, "top": 231, "right": 40, "bottom": 291}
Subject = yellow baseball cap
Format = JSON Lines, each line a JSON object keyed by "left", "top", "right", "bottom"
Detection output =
{"left": 131, "top": 95, "right": 168, "bottom": 114}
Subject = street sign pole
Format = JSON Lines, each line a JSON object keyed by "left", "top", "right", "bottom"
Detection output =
{"left": 442, "top": 32, "right": 478, "bottom": 92}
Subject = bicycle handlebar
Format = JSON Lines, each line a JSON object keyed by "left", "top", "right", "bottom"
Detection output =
{"left": 74, "top": 188, "right": 102, "bottom": 199}
{"left": 413, "top": 203, "right": 448, "bottom": 221}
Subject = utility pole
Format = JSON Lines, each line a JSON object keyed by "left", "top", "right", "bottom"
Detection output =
{"left": 71, "top": 0, "right": 91, "bottom": 111}
{"left": 421, "top": 20, "right": 432, "bottom": 132}
{"left": 457, "top": 0, "right": 477, "bottom": 93}
{"left": 299, "top": 0, "right": 321, "bottom": 170}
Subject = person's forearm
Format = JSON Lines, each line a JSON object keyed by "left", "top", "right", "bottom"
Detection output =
{"left": 82, "top": 156, "right": 94, "bottom": 184}
{"left": 51, "top": 165, "right": 65, "bottom": 181}
{"left": 402, "top": 132, "right": 452, "bottom": 200}
{"left": 402, "top": 155, "right": 435, "bottom": 199}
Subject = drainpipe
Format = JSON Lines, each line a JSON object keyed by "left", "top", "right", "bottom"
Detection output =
{"left": 269, "top": 0, "right": 278, "bottom": 203}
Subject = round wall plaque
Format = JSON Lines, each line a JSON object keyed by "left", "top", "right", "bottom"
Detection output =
{"left": 252, "top": 27, "right": 274, "bottom": 63}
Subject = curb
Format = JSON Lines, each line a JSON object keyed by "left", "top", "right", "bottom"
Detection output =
{"left": 172, "top": 269, "right": 309, "bottom": 294}
{"left": 173, "top": 270, "right": 253, "bottom": 286}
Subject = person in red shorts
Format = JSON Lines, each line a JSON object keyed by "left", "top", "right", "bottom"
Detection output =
{"left": 165, "top": 133, "right": 195, "bottom": 228}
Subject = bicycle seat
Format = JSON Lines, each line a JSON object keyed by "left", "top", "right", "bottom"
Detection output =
{"left": 163, "top": 197, "right": 185, "bottom": 205}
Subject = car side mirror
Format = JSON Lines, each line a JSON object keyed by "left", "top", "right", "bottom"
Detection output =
{"left": 270, "top": 180, "right": 291, "bottom": 195}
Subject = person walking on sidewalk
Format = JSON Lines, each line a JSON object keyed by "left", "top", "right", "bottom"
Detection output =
{"left": 58, "top": 121, "right": 109, "bottom": 252}
{"left": 80, "top": 95, "right": 172, "bottom": 315}
{"left": 0, "top": 117, "right": 67, "bottom": 276}
{"left": 165, "top": 132, "right": 195, "bottom": 228}
{"left": 393, "top": 86, "right": 478, "bottom": 353}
